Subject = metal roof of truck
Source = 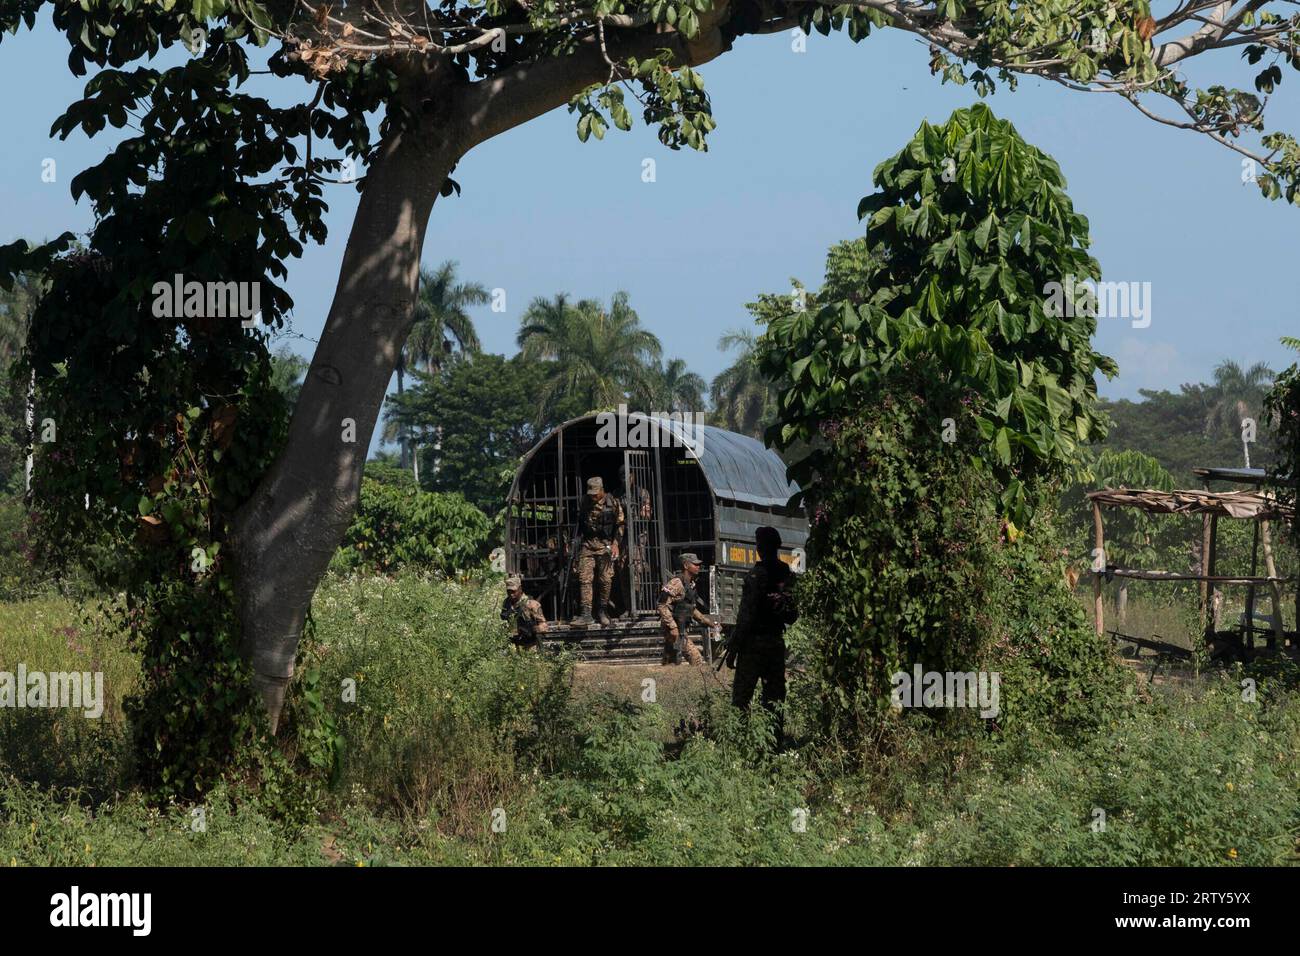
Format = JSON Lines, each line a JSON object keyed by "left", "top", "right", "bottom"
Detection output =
{"left": 511, "top": 412, "right": 802, "bottom": 510}
{"left": 644, "top": 415, "right": 800, "bottom": 509}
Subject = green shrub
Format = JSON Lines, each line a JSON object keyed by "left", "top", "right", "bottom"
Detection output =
{"left": 331, "top": 479, "right": 491, "bottom": 575}
{"left": 918, "top": 681, "right": 1300, "bottom": 866}
{"left": 788, "top": 361, "right": 1122, "bottom": 747}
{"left": 301, "top": 572, "right": 575, "bottom": 834}
{"left": 488, "top": 678, "right": 1300, "bottom": 867}
{"left": 794, "top": 365, "right": 1008, "bottom": 746}
{"left": 0, "top": 777, "right": 324, "bottom": 866}
{"left": 3, "top": 574, "right": 1293, "bottom": 867}
{"left": 985, "top": 514, "right": 1132, "bottom": 737}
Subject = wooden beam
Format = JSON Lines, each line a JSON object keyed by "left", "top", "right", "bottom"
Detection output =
{"left": 1104, "top": 570, "right": 1289, "bottom": 584}
{"left": 1106, "top": 630, "right": 1192, "bottom": 660}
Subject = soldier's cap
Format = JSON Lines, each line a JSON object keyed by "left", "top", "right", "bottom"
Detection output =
{"left": 679, "top": 552, "right": 702, "bottom": 568}
{"left": 586, "top": 476, "right": 604, "bottom": 494}
{"left": 505, "top": 574, "right": 523, "bottom": 591}
{"left": 756, "top": 526, "right": 782, "bottom": 550}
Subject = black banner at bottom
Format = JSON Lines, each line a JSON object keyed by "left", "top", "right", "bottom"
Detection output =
{"left": 0, "top": 866, "right": 1284, "bottom": 941}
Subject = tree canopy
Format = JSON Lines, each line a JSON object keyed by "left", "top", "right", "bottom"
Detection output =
{"left": 385, "top": 351, "right": 580, "bottom": 513}
{"left": 762, "top": 103, "right": 1116, "bottom": 521}
{"left": 517, "top": 291, "right": 664, "bottom": 415}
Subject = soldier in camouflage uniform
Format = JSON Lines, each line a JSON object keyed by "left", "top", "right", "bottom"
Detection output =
{"left": 574, "top": 476, "right": 624, "bottom": 626}
{"left": 501, "top": 574, "right": 548, "bottom": 649}
{"left": 656, "top": 553, "right": 715, "bottom": 666}
{"left": 725, "top": 526, "right": 798, "bottom": 738}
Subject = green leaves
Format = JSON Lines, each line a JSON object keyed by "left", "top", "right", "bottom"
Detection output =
{"left": 337, "top": 479, "right": 491, "bottom": 575}
{"left": 994, "top": 426, "right": 1012, "bottom": 466}
{"left": 569, "top": 58, "right": 713, "bottom": 151}
{"left": 576, "top": 109, "right": 605, "bottom": 142}
{"left": 760, "top": 104, "right": 1114, "bottom": 523}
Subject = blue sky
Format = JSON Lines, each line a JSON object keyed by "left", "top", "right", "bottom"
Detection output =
{"left": 3, "top": 14, "right": 1298, "bottom": 449}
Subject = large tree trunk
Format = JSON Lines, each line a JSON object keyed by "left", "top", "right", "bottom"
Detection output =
{"left": 230, "top": 107, "right": 461, "bottom": 730}
{"left": 229, "top": 22, "right": 732, "bottom": 731}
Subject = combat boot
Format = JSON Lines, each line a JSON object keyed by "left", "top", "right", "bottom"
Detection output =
{"left": 572, "top": 605, "right": 594, "bottom": 627}
{"left": 595, "top": 603, "right": 611, "bottom": 626}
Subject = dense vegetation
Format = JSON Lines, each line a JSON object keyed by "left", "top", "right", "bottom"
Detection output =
{"left": 759, "top": 107, "right": 1127, "bottom": 742}
{"left": 0, "top": 46, "right": 1296, "bottom": 863}
{"left": 3, "top": 574, "right": 1297, "bottom": 866}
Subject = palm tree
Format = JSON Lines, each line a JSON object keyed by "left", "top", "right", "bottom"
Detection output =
{"left": 517, "top": 291, "right": 662, "bottom": 415}
{"left": 394, "top": 261, "right": 487, "bottom": 472}
{"left": 639, "top": 357, "right": 706, "bottom": 413}
{"left": 1205, "top": 359, "right": 1275, "bottom": 467}
{"left": 0, "top": 269, "right": 43, "bottom": 367}
{"left": 710, "top": 329, "right": 777, "bottom": 439}
{"left": 409, "top": 261, "right": 487, "bottom": 372}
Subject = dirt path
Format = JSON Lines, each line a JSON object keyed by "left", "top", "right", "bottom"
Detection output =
{"left": 570, "top": 661, "right": 732, "bottom": 718}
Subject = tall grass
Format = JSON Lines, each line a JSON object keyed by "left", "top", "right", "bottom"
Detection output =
{"left": 0, "top": 596, "right": 136, "bottom": 799}
{"left": 300, "top": 572, "right": 576, "bottom": 835}
{"left": 1, "top": 578, "right": 1296, "bottom": 866}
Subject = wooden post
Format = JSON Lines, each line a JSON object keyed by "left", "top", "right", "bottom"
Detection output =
{"left": 1208, "top": 514, "right": 1221, "bottom": 635}
{"left": 1199, "top": 513, "right": 1212, "bottom": 634}
{"left": 1245, "top": 519, "right": 1260, "bottom": 649}
{"left": 1260, "top": 519, "right": 1284, "bottom": 649}
{"left": 1093, "top": 500, "right": 1105, "bottom": 637}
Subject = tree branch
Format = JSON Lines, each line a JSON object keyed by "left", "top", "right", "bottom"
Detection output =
{"left": 456, "top": 6, "right": 732, "bottom": 148}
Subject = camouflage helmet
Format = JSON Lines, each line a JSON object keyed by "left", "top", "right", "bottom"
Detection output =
{"left": 505, "top": 574, "right": 523, "bottom": 591}
{"left": 586, "top": 476, "right": 604, "bottom": 494}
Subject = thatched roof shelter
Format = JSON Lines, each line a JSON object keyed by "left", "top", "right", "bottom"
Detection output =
{"left": 1085, "top": 488, "right": 1293, "bottom": 521}
{"left": 1086, "top": 469, "right": 1296, "bottom": 658}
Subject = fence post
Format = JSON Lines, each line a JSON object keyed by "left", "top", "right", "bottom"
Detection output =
{"left": 1092, "top": 500, "right": 1105, "bottom": 637}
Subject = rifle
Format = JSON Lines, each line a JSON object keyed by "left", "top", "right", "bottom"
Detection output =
{"left": 714, "top": 621, "right": 747, "bottom": 671}
{"left": 555, "top": 516, "right": 582, "bottom": 616}
{"left": 689, "top": 587, "right": 723, "bottom": 669}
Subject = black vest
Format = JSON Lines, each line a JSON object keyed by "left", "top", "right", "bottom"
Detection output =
{"left": 669, "top": 575, "right": 698, "bottom": 631}
{"left": 581, "top": 497, "right": 618, "bottom": 541}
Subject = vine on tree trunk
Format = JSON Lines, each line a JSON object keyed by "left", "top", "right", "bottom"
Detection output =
{"left": 0, "top": 14, "right": 390, "bottom": 799}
